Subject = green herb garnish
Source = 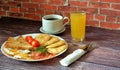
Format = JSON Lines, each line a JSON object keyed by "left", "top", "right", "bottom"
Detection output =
{"left": 36, "top": 46, "right": 47, "bottom": 53}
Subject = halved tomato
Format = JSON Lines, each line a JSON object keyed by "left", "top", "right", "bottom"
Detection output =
{"left": 31, "top": 40, "right": 40, "bottom": 47}
{"left": 25, "top": 36, "right": 40, "bottom": 47}
{"left": 25, "top": 36, "right": 33, "bottom": 41}
{"left": 28, "top": 38, "right": 34, "bottom": 44}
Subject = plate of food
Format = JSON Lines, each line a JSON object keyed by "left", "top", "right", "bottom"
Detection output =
{"left": 1, "top": 33, "right": 68, "bottom": 61}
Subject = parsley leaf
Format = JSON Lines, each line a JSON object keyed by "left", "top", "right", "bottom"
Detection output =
{"left": 36, "top": 46, "right": 47, "bottom": 53}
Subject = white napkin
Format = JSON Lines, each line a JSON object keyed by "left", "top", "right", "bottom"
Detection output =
{"left": 59, "top": 49, "right": 86, "bottom": 66}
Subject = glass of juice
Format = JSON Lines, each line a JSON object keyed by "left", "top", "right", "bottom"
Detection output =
{"left": 70, "top": 12, "right": 86, "bottom": 42}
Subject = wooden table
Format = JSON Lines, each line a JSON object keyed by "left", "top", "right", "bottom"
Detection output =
{"left": 0, "top": 17, "right": 120, "bottom": 70}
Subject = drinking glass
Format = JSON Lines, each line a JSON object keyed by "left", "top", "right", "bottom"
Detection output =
{"left": 70, "top": 12, "right": 86, "bottom": 42}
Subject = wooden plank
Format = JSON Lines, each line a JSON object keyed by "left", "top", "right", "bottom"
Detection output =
{"left": 70, "top": 62, "right": 120, "bottom": 70}
{"left": 0, "top": 57, "right": 120, "bottom": 70}
{"left": 80, "top": 47, "right": 120, "bottom": 67}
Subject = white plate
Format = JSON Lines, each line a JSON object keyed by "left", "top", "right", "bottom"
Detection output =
{"left": 1, "top": 33, "right": 68, "bottom": 62}
{"left": 40, "top": 27, "right": 66, "bottom": 34}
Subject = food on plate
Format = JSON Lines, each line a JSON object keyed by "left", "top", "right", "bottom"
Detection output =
{"left": 4, "top": 36, "right": 33, "bottom": 50}
{"left": 47, "top": 45, "right": 67, "bottom": 54}
{"left": 16, "top": 36, "right": 34, "bottom": 49}
{"left": 35, "top": 34, "right": 51, "bottom": 46}
{"left": 25, "top": 36, "right": 40, "bottom": 48}
{"left": 46, "top": 40, "right": 65, "bottom": 48}
{"left": 25, "top": 36, "right": 33, "bottom": 42}
{"left": 45, "top": 36, "right": 60, "bottom": 45}
{"left": 4, "top": 37, "right": 20, "bottom": 49}
{"left": 3, "top": 34, "right": 67, "bottom": 61}
{"left": 30, "top": 39, "right": 40, "bottom": 47}
{"left": 3, "top": 47, "right": 19, "bottom": 56}
{"left": 31, "top": 51, "right": 55, "bottom": 60}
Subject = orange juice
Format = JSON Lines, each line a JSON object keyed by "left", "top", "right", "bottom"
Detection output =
{"left": 70, "top": 12, "right": 86, "bottom": 42}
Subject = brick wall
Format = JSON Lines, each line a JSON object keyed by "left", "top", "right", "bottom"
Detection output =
{"left": 0, "top": 0, "right": 120, "bottom": 30}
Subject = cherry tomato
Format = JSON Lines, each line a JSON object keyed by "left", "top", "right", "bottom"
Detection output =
{"left": 31, "top": 40, "right": 40, "bottom": 47}
{"left": 25, "top": 36, "right": 40, "bottom": 47}
{"left": 25, "top": 36, "right": 33, "bottom": 41}
{"left": 28, "top": 38, "right": 34, "bottom": 44}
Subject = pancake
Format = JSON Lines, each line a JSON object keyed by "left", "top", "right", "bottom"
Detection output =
{"left": 35, "top": 34, "right": 51, "bottom": 46}
{"left": 4, "top": 36, "right": 33, "bottom": 50}
{"left": 47, "top": 45, "right": 67, "bottom": 54}
{"left": 45, "top": 36, "right": 60, "bottom": 45}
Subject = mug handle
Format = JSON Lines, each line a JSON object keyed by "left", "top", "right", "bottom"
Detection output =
{"left": 63, "top": 17, "right": 69, "bottom": 26}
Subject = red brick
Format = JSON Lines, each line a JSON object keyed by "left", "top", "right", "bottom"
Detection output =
{"left": 11, "top": 7, "right": 19, "bottom": 13}
{"left": 40, "top": 4, "right": 58, "bottom": 10}
{"left": 86, "top": 20, "right": 99, "bottom": 27}
{"left": 100, "top": 9, "right": 120, "bottom": 16}
{"left": 31, "top": 0, "right": 48, "bottom": 3}
{"left": 58, "top": 6, "right": 77, "bottom": 12}
{"left": 0, "top": 11, "right": 6, "bottom": 16}
{"left": 64, "top": 12, "right": 70, "bottom": 18}
{"left": 112, "top": 4, "right": 120, "bottom": 10}
{"left": 0, "top": 5, "right": 3, "bottom": 10}
{"left": 0, "top": 1, "right": 7, "bottom": 6}
{"left": 90, "top": 0, "right": 99, "bottom": 2}
{"left": 100, "top": 0, "right": 110, "bottom": 2}
{"left": 0, "top": 6, "right": 9, "bottom": 11}
{"left": 14, "top": 0, "right": 29, "bottom": 2}
{"left": 70, "top": 1, "right": 87, "bottom": 7}
{"left": 100, "top": 22, "right": 120, "bottom": 30}
{"left": 45, "top": 10, "right": 55, "bottom": 15}
{"left": 54, "top": 11, "right": 64, "bottom": 16}
{"left": 48, "top": 0, "right": 64, "bottom": 5}
{"left": 27, "top": 8, "right": 35, "bottom": 13}
{"left": 112, "top": 24, "right": 120, "bottom": 30}
{"left": 5, "top": 1, "right": 21, "bottom": 7}
{"left": 24, "top": 13, "right": 41, "bottom": 21}
{"left": 22, "top": 3, "right": 39, "bottom": 8}
{"left": 8, "top": 12, "right": 23, "bottom": 17}
{"left": 95, "top": 15, "right": 105, "bottom": 21}
{"left": 0, "top": 1, "right": 4, "bottom": 4}
{"left": 20, "top": 8, "right": 27, "bottom": 13}
{"left": 100, "top": 22, "right": 112, "bottom": 29}
{"left": 106, "top": 16, "right": 116, "bottom": 23}
{"left": 0, "top": 8, "right": 2, "bottom": 11}
{"left": 86, "top": 14, "right": 94, "bottom": 20}
{"left": 36, "top": 9, "right": 44, "bottom": 15}
{"left": 110, "top": 0, "right": 120, "bottom": 3}
{"left": 90, "top": 2, "right": 110, "bottom": 8}
{"left": 117, "top": 17, "right": 120, "bottom": 22}
{"left": 101, "top": 0, "right": 120, "bottom": 3}
{"left": 78, "top": 8, "right": 98, "bottom": 14}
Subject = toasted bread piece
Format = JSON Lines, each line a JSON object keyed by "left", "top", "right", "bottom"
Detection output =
{"left": 16, "top": 36, "right": 28, "bottom": 44}
{"left": 7, "top": 37, "right": 15, "bottom": 42}
{"left": 47, "top": 45, "right": 67, "bottom": 54}
{"left": 16, "top": 36, "right": 33, "bottom": 50}
{"left": 35, "top": 34, "right": 51, "bottom": 46}
{"left": 45, "top": 36, "right": 60, "bottom": 45}
{"left": 46, "top": 40, "right": 65, "bottom": 48}
{"left": 4, "top": 37, "right": 21, "bottom": 49}
{"left": 4, "top": 36, "right": 33, "bottom": 50}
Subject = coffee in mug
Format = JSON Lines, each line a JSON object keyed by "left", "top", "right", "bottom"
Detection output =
{"left": 42, "top": 14, "right": 69, "bottom": 33}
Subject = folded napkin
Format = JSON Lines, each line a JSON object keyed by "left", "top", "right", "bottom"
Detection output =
{"left": 59, "top": 49, "right": 86, "bottom": 66}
